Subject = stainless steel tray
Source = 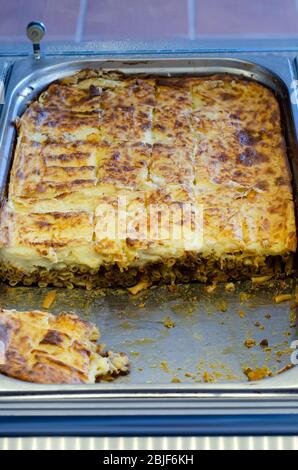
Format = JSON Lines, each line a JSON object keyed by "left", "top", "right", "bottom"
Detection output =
{"left": 0, "top": 55, "right": 298, "bottom": 403}
{"left": 0, "top": 61, "right": 11, "bottom": 117}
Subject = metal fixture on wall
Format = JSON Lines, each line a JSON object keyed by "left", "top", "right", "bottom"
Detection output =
{"left": 26, "top": 22, "right": 46, "bottom": 60}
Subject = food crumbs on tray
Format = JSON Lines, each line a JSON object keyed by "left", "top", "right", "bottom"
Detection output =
{"left": 124, "top": 337, "right": 155, "bottom": 346}
{"left": 260, "top": 339, "right": 269, "bottom": 348}
{"left": 239, "top": 293, "right": 251, "bottom": 304}
{"left": 264, "top": 313, "right": 272, "bottom": 320}
{"left": 185, "top": 372, "right": 196, "bottom": 378}
{"left": 238, "top": 310, "right": 246, "bottom": 319}
{"left": 167, "top": 285, "right": 178, "bottom": 293}
{"left": 225, "top": 282, "right": 235, "bottom": 292}
{"left": 130, "top": 351, "right": 140, "bottom": 357}
{"left": 128, "top": 279, "right": 151, "bottom": 296}
{"left": 276, "top": 347, "right": 293, "bottom": 358}
{"left": 41, "top": 290, "right": 57, "bottom": 309}
{"left": 171, "top": 377, "right": 181, "bottom": 383}
{"left": 295, "top": 286, "right": 298, "bottom": 303}
{"left": 290, "top": 304, "right": 297, "bottom": 328}
{"left": 162, "top": 316, "right": 176, "bottom": 329}
{"left": 119, "top": 321, "right": 134, "bottom": 329}
{"left": 244, "top": 339, "right": 256, "bottom": 349}
{"left": 161, "top": 361, "right": 170, "bottom": 373}
{"left": 138, "top": 303, "right": 145, "bottom": 308}
{"left": 274, "top": 294, "right": 292, "bottom": 304}
{"left": 202, "top": 371, "right": 215, "bottom": 383}
{"left": 276, "top": 364, "right": 294, "bottom": 375}
{"left": 217, "top": 300, "right": 228, "bottom": 312}
{"left": 251, "top": 275, "right": 273, "bottom": 285}
{"left": 254, "top": 321, "right": 265, "bottom": 330}
{"left": 206, "top": 283, "right": 217, "bottom": 294}
{"left": 213, "top": 371, "right": 223, "bottom": 379}
{"left": 243, "top": 366, "right": 272, "bottom": 381}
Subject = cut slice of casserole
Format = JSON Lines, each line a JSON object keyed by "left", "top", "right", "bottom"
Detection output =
{"left": 0, "top": 309, "right": 129, "bottom": 384}
{"left": 0, "top": 70, "right": 296, "bottom": 288}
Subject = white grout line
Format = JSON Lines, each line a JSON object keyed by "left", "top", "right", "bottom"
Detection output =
{"left": 75, "top": 0, "right": 88, "bottom": 43}
{"left": 187, "top": 0, "right": 196, "bottom": 40}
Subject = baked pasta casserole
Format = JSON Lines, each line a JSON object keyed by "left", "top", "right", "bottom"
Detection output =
{"left": 0, "top": 70, "right": 296, "bottom": 289}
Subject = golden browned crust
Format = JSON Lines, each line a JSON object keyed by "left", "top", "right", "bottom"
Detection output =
{"left": 0, "top": 70, "right": 296, "bottom": 288}
{"left": 0, "top": 309, "right": 129, "bottom": 384}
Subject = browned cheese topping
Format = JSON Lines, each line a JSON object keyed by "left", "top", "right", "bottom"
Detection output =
{"left": 0, "top": 70, "right": 296, "bottom": 288}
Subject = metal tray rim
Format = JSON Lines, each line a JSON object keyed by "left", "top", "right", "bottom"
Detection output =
{"left": 0, "top": 54, "right": 298, "bottom": 400}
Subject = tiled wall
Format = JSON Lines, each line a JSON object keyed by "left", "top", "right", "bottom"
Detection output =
{"left": 0, "top": 0, "right": 298, "bottom": 43}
